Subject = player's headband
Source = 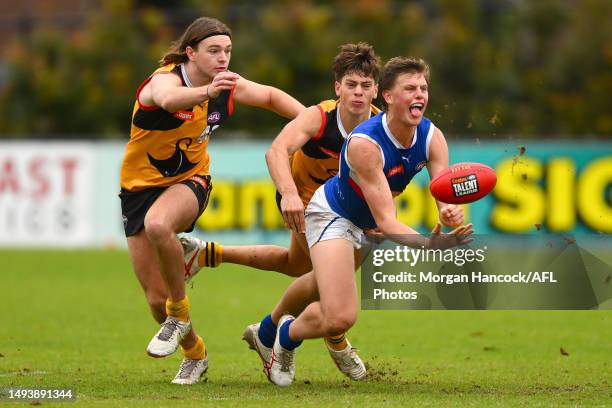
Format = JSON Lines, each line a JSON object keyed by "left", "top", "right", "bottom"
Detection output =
{"left": 188, "top": 32, "right": 231, "bottom": 47}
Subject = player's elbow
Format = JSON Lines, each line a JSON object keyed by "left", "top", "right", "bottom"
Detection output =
{"left": 264, "top": 147, "right": 276, "bottom": 167}
{"left": 158, "top": 97, "right": 178, "bottom": 113}
{"left": 265, "top": 143, "right": 285, "bottom": 165}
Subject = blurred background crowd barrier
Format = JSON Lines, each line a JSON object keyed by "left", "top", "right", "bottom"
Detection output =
{"left": 0, "top": 140, "right": 609, "bottom": 247}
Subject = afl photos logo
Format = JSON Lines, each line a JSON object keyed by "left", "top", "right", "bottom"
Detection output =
{"left": 451, "top": 174, "right": 479, "bottom": 197}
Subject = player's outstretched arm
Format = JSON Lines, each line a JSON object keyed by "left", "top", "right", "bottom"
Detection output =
{"left": 233, "top": 76, "right": 305, "bottom": 119}
{"left": 426, "top": 127, "right": 464, "bottom": 227}
{"left": 145, "top": 72, "right": 211, "bottom": 113}
{"left": 266, "top": 106, "right": 323, "bottom": 233}
{"left": 348, "top": 138, "right": 426, "bottom": 247}
{"left": 349, "top": 137, "right": 473, "bottom": 249}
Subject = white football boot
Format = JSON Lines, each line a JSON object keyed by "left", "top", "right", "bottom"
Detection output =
{"left": 147, "top": 316, "right": 192, "bottom": 358}
{"left": 327, "top": 340, "right": 367, "bottom": 380}
{"left": 269, "top": 315, "right": 297, "bottom": 387}
{"left": 171, "top": 354, "right": 208, "bottom": 385}
{"left": 242, "top": 323, "right": 273, "bottom": 380}
{"left": 180, "top": 236, "right": 205, "bottom": 283}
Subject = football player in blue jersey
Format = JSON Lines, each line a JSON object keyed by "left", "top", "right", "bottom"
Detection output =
{"left": 259, "top": 57, "right": 474, "bottom": 386}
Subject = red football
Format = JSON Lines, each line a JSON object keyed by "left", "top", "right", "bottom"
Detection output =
{"left": 429, "top": 162, "right": 497, "bottom": 204}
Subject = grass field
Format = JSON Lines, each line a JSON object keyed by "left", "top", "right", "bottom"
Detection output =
{"left": 1, "top": 249, "right": 611, "bottom": 407}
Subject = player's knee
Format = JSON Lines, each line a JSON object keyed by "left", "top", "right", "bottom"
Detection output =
{"left": 324, "top": 311, "right": 357, "bottom": 336}
{"left": 143, "top": 215, "right": 172, "bottom": 243}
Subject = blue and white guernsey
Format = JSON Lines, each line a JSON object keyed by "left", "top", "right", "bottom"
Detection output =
{"left": 324, "top": 112, "right": 434, "bottom": 229}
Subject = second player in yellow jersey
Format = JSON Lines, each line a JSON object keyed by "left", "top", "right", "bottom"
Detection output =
{"left": 291, "top": 99, "right": 380, "bottom": 206}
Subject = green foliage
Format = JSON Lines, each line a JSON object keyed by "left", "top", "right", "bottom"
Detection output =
{"left": 0, "top": 2, "right": 169, "bottom": 138}
{"left": 0, "top": 0, "right": 610, "bottom": 138}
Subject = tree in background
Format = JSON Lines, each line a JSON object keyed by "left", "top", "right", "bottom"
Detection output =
{"left": 0, "top": 0, "right": 610, "bottom": 138}
{"left": 0, "top": 1, "right": 169, "bottom": 138}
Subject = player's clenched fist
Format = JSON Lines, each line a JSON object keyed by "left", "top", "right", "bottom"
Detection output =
{"left": 208, "top": 71, "right": 240, "bottom": 98}
{"left": 280, "top": 193, "right": 305, "bottom": 234}
{"left": 439, "top": 204, "right": 464, "bottom": 228}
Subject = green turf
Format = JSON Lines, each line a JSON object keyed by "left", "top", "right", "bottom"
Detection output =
{"left": 1, "top": 249, "right": 610, "bottom": 407}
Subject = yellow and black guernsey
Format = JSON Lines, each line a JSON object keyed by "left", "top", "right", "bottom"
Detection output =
{"left": 291, "top": 100, "right": 380, "bottom": 206}
{"left": 120, "top": 64, "right": 233, "bottom": 191}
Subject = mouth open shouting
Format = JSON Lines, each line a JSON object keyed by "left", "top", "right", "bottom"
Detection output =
{"left": 409, "top": 102, "right": 424, "bottom": 118}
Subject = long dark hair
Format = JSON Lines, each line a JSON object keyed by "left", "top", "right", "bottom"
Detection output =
{"left": 160, "top": 17, "right": 231, "bottom": 66}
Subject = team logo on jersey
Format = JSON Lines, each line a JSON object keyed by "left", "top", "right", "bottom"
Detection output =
{"left": 415, "top": 160, "right": 427, "bottom": 171}
{"left": 148, "top": 138, "right": 198, "bottom": 177}
{"left": 451, "top": 174, "right": 479, "bottom": 197}
{"left": 207, "top": 112, "right": 221, "bottom": 124}
{"left": 174, "top": 111, "right": 195, "bottom": 121}
{"left": 386, "top": 164, "right": 405, "bottom": 177}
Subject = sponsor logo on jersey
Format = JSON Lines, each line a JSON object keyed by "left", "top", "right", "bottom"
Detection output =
{"left": 207, "top": 111, "right": 221, "bottom": 123}
{"left": 451, "top": 174, "right": 479, "bottom": 197}
{"left": 387, "top": 164, "right": 405, "bottom": 177}
{"left": 415, "top": 160, "right": 427, "bottom": 171}
{"left": 174, "top": 111, "right": 195, "bottom": 121}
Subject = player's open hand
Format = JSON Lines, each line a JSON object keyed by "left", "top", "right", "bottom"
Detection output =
{"left": 207, "top": 71, "right": 240, "bottom": 99}
{"left": 364, "top": 228, "right": 386, "bottom": 244}
{"left": 428, "top": 222, "right": 474, "bottom": 250}
{"left": 281, "top": 193, "right": 305, "bottom": 234}
{"left": 439, "top": 204, "right": 464, "bottom": 228}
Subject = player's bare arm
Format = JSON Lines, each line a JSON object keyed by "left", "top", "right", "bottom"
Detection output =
{"left": 426, "top": 127, "right": 464, "bottom": 227}
{"left": 348, "top": 138, "right": 425, "bottom": 243}
{"left": 266, "top": 106, "right": 323, "bottom": 233}
{"left": 233, "top": 76, "right": 304, "bottom": 119}
{"left": 142, "top": 72, "right": 210, "bottom": 113}
{"left": 349, "top": 137, "right": 472, "bottom": 249}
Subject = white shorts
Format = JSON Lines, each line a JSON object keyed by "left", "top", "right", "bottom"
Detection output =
{"left": 305, "top": 186, "right": 364, "bottom": 249}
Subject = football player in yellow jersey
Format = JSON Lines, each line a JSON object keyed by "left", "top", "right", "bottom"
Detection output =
{"left": 119, "top": 16, "right": 304, "bottom": 385}
{"left": 182, "top": 43, "right": 384, "bottom": 381}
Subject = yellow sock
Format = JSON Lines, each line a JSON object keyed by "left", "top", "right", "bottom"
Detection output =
{"left": 165, "top": 297, "right": 190, "bottom": 323}
{"left": 198, "top": 242, "right": 223, "bottom": 268}
{"left": 181, "top": 335, "right": 206, "bottom": 360}
{"left": 326, "top": 333, "right": 348, "bottom": 351}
